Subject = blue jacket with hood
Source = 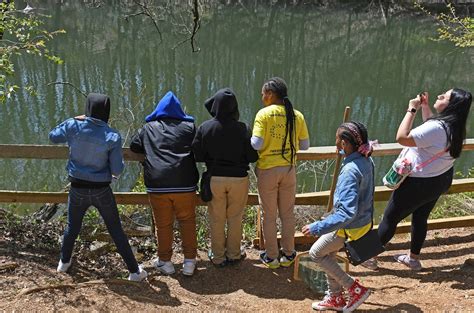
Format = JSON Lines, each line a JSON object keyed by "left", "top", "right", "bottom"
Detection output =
{"left": 49, "top": 93, "right": 124, "bottom": 184}
{"left": 130, "top": 91, "right": 199, "bottom": 193}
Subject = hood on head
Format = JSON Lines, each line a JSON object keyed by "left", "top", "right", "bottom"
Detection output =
{"left": 85, "top": 93, "right": 110, "bottom": 123}
{"left": 204, "top": 88, "right": 239, "bottom": 121}
{"left": 145, "top": 91, "right": 194, "bottom": 123}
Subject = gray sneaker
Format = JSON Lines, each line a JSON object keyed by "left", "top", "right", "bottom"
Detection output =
{"left": 128, "top": 266, "right": 148, "bottom": 282}
{"left": 361, "top": 258, "right": 378, "bottom": 270}
{"left": 394, "top": 254, "right": 422, "bottom": 271}
{"left": 153, "top": 258, "right": 176, "bottom": 275}
{"left": 182, "top": 259, "right": 196, "bottom": 276}
{"left": 57, "top": 259, "right": 71, "bottom": 273}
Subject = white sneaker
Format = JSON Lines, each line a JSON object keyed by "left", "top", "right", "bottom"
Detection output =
{"left": 128, "top": 266, "right": 148, "bottom": 282}
{"left": 153, "top": 258, "right": 175, "bottom": 275}
{"left": 182, "top": 259, "right": 196, "bottom": 276}
{"left": 57, "top": 259, "right": 71, "bottom": 273}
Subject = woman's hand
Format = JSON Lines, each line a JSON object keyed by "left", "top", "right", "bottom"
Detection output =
{"left": 74, "top": 115, "right": 86, "bottom": 120}
{"left": 419, "top": 91, "right": 434, "bottom": 122}
{"left": 396, "top": 93, "right": 422, "bottom": 146}
{"left": 408, "top": 95, "right": 422, "bottom": 111}
{"left": 302, "top": 224, "right": 313, "bottom": 237}
{"left": 420, "top": 92, "right": 429, "bottom": 107}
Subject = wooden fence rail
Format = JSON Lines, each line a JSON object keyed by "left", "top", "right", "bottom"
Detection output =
{"left": 1, "top": 178, "right": 473, "bottom": 206}
{"left": 1, "top": 139, "right": 473, "bottom": 161}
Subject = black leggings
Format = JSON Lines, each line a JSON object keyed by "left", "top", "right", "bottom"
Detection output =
{"left": 378, "top": 167, "right": 453, "bottom": 255}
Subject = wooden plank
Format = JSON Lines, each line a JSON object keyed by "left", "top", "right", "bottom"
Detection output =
{"left": 1, "top": 139, "right": 472, "bottom": 161}
{"left": 297, "top": 143, "right": 407, "bottom": 160}
{"left": 253, "top": 215, "right": 474, "bottom": 246}
{"left": 0, "top": 145, "right": 69, "bottom": 160}
{"left": 0, "top": 178, "right": 472, "bottom": 205}
{"left": 296, "top": 139, "right": 474, "bottom": 160}
{"left": 445, "top": 178, "right": 474, "bottom": 194}
{"left": 0, "top": 190, "right": 259, "bottom": 206}
{"left": 0, "top": 145, "right": 146, "bottom": 162}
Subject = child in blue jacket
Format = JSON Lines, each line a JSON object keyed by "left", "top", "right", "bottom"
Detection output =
{"left": 302, "top": 121, "right": 376, "bottom": 312}
{"left": 49, "top": 93, "right": 147, "bottom": 281}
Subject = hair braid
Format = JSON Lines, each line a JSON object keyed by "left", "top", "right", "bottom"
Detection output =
{"left": 263, "top": 77, "right": 297, "bottom": 165}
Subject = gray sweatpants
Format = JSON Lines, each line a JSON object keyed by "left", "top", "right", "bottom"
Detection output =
{"left": 309, "top": 231, "right": 354, "bottom": 295}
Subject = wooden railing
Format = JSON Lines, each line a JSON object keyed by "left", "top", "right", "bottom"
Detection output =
{"left": 1, "top": 140, "right": 473, "bottom": 245}
{"left": 2, "top": 139, "right": 472, "bottom": 161}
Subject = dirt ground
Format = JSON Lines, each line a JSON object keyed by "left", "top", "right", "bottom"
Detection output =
{"left": 1, "top": 227, "right": 473, "bottom": 312}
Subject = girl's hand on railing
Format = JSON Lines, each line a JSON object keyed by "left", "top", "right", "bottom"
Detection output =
{"left": 302, "top": 224, "right": 313, "bottom": 237}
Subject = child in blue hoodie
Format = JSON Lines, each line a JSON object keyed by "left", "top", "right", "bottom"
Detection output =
{"left": 49, "top": 93, "right": 147, "bottom": 282}
{"left": 130, "top": 91, "right": 199, "bottom": 276}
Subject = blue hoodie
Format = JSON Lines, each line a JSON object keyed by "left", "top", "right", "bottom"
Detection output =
{"left": 130, "top": 91, "right": 199, "bottom": 193}
{"left": 145, "top": 91, "right": 194, "bottom": 122}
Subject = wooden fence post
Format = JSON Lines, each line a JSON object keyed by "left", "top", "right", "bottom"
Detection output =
{"left": 327, "top": 106, "right": 351, "bottom": 212}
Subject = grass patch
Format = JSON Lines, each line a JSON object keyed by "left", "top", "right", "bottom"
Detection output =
{"left": 429, "top": 168, "right": 474, "bottom": 219}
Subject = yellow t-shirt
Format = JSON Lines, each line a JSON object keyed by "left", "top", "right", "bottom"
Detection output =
{"left": 252, "top": 104, "right": 309, "bottom": 169}
{"left": 336, "top": 222, "right": 372, "bottom": 241}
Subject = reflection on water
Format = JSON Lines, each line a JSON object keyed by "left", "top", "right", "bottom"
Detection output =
{"left": 2, "top": 2, "right": 473, "bottom": 206}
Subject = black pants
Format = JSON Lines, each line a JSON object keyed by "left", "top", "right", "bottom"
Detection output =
{"left": 378, "top": 167, "right": 453, "bottom": 255}
{"left": 61, "top": 186, "right": 139, "bottom": 273}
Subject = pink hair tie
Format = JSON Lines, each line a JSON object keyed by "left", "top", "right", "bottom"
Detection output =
{"left": 358, "top": 140, "right": 379, "bottom": 157}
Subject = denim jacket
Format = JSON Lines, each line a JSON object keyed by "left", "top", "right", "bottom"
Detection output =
{"left": 49, "top": 117, "right": 124, "bottom": 182}
{"left": 309, "top": 152, "right": 375, "bottom": 236}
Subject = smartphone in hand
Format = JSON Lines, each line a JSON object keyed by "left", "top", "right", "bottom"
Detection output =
{"left": 419, "top": 91, "right": 428, "bottom": 105}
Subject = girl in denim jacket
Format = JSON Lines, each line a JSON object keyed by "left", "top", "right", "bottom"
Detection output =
{"left": 49, "top": 93, "right": 146, "bottom": 282}
{"left": 302, "top": 121, "right": 376, "bottom": 312}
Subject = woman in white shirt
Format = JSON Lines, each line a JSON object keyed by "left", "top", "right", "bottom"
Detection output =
{"left": 377, "top": 88, "right": 472, "bottom": 271}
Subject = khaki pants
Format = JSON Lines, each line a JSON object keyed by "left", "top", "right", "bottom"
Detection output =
{"left": 257, "top": 166, "right": 296, "bottom": 259}
{"left": 148, "top": 192, "right": 197, "bottom": 261}
{"left": 208, "top": 176, "right": 249, "bottom": 264}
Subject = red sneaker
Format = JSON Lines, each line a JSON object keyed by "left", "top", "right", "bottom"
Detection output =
{"left": 312, "top": 293, "right": 346, "bottom": 311}
{"left": 343, "top": 280, "right": 370, "bottom": 312}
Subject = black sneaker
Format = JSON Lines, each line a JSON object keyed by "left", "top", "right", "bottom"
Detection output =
{"left": 279, "top": 251, "right": 296, "bottom": 267}
{"left": 208, "top": 250, "right": 227, "bottom": 267}
{"left": 260, "top": 251, "right": 280, "bottom": 269}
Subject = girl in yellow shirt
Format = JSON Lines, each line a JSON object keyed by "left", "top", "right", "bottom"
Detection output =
{"left": 251, "top": 77, "right": 309, "bottom": 268}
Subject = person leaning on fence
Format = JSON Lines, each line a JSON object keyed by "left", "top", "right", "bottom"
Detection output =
{"left": 302, "top": 121, "right": 376, "bottom": 312}
{"left": 49, "top": 93, "right": 147, "bottom": 282}
{"left": 375, "top": 88, "right": 472, "bottom": 271}
{"left": 192, "top": 88, "right": 258, "bottom": 267}
{"left": 251, "top": 77, "right": 310, "bottom": 269}
{"left": 130, "top": 91, "right": 199, "bottom": 276}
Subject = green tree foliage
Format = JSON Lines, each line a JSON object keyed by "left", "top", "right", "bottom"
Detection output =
{"left": 415, "top": 1, "right": 474, "bottom": 48}
{"left": 0, "top": 1, "right": 65, "bottom": 102}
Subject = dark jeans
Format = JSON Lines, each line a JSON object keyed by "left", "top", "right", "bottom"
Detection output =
{"left": 378, "top": 167, "right": 453, "bottom": 255}
{"left": 61, "top": 186, "right": 139, "bottom": 273}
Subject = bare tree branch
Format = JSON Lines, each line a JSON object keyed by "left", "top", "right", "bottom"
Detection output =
{"left": 190, "top": 0, "right": 201, "bottom": 52}
{"left": 172, "top": 0, "right": 201, "bottom": 52}
{"left": 124, "top": 0, "right": 163, "bottom": 42}
{"left": 47, "top": 81, "right": 88, "bottom": 98}
{"left": 124, "top": 11, "right": 145, "bottom": 19}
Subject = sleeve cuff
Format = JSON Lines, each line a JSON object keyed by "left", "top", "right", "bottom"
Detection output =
{"left": 308, "top": 221, "right": 319, "bottom": 235}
